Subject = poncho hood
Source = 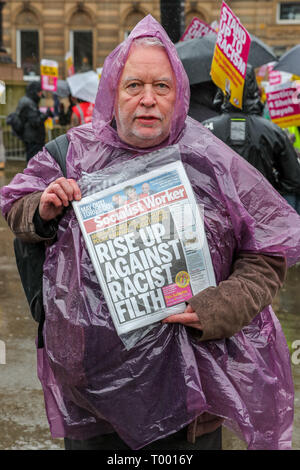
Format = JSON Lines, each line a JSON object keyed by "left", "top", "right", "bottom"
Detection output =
{"left": 92, "top": 14, "right": 190, "bottom": 152}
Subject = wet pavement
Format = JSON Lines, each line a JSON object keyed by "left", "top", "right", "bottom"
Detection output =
{"left": 0, "top": 161, "right": 300, "bottom": 450}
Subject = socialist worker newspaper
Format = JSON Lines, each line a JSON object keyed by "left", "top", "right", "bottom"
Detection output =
{"left": 73, "top": 160, "right": 216, "bottom": 337}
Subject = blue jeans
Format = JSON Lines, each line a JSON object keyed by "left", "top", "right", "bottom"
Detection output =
{"left": 283, "top": 193, "right": 300, "bottom": 215}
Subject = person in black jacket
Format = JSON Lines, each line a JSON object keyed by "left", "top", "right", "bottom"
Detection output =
{"left": 202, "top": 65, "right": 300, "bottom": 215}
{"left": 188, "top": 80, "right": 220, "bottom": 122}
{"left": 16, "top": 81, "right": 52, "bottom": 162}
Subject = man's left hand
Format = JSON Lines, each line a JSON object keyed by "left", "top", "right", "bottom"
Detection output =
{"left": 162, "top": 303, "right": 203, "bottom": 330}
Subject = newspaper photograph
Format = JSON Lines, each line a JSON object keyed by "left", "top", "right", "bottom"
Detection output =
{"left": 73, "top": 160, "right": 216, "bottom": 336}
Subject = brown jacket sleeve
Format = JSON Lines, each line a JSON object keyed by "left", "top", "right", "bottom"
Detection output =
{"left": 6, "top": 191, "right": 57, "bottom": 243}
{"left": 188, "top": 252, "right": 287, "bottom": 341}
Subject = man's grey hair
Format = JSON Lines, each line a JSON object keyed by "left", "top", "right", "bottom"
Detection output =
{"left": 132, "top": 36, "right": 165, "bottom": 49}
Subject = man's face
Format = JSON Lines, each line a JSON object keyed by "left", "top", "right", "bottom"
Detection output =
{"left": 142, "top": 183, "right": 150, "bottom": 193}
{"left": 115, "top": 44, "right": 176, "bottom": 148}
{"left": 127, "top": 187, "right": 137, "bottom": 200}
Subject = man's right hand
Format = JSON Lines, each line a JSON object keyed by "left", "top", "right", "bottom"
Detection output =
{"left": 39, "top": 177, "right": 81, "bottom": 221}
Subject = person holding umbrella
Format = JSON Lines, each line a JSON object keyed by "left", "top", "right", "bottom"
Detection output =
{"left": 175, "top": 32, "right": 277, "bottom": 85}
{"left": 57, "top": 94, "right": 78, "bottom": 126}
{"left": 202, "top": 64, "right": 300, "bottom": 215}
{"left": 53, "top": 80, "right": 78, "bottom": 126}
{"left": 176, "top": 32, "right": 277, "bottom": 123}
{"left": 66, "top": 71, "right": 98, "bottom": 126}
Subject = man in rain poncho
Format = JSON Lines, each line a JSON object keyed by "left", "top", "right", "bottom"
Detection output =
{"left": 1, "top": 16, "right": 300, "bottom": 450}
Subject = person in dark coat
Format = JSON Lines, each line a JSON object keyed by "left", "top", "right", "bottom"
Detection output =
{"left": 188, "top": 80, "right": 220, "bottom": 122}
{"left": 202, "top": 65, "right": 300, "bottom": 214}
{"left": 58, "top": 94, "right": 78, "bottom": 126}
{"left": 16, "top": 81, "right": 52, "bottom": 162}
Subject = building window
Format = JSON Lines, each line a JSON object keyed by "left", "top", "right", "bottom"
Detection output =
{"left": 16, "top": 30, "right": 39, "bottom": 77}
{"left": 185, "top": 11, "right": 208, "bottom": 28}
{"left": 277, "top": 2, "right": 300, "bottom": 23}
{"left": 70, "top": 30, "right": 93, "bottom": 73}
{"left": 121, "top": 11, "right": 145, "bottom": 42}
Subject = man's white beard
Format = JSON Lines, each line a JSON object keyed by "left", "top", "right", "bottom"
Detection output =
{"left": 116, "top": 105, "right": 164, "bottom": 144}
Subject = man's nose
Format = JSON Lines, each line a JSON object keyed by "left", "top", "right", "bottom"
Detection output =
{"left": 140, "top": 85, "right": 156, "bottom": 107}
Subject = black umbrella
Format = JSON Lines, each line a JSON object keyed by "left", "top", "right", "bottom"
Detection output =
{"left": 175, "top": 33, "right": 277, "bottom": 84}
{"left": 175, "top": 34, "right": 216, "bottom": 85}
{"left": 273, "top": 44, "right": 300, "bottom": 76}
{"left": 248, "top": 35, "right": 277, "bottom": 69}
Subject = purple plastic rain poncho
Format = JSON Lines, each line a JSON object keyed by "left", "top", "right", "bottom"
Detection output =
{"left": 1, "top": 15, "right": 300, "bottom": 450}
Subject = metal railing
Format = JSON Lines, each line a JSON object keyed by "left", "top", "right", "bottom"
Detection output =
{"left": 0, "top": 115, "right": 70, "bottom": 161}
{"left": 0, "top": 115, "right": 26, "bottom": 160}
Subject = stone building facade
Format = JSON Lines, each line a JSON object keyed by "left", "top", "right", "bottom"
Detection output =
{"left": 1, "top": 0, "right": 300, "bottom": 80}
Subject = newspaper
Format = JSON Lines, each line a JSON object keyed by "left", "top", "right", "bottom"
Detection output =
{"left": 73, "top": 159, "right": 216, "bottom": 337}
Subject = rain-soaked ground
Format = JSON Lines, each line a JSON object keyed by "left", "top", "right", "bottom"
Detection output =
{"left": 0, "top": 160, "right": 300, "bottom": 451}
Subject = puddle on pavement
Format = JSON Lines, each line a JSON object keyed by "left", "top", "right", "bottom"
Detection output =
{"left": 0, "top": 161, "right": 300, "bottom": 450}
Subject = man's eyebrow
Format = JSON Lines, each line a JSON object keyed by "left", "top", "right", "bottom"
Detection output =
{"left": 122, "top": 77, "right": 173, "bottom": 83}
{"left": 122, "top": 77, "right": 140, "bottom": 83}
{"left": 154, "top": 78, "right": 173, "bottom": 83}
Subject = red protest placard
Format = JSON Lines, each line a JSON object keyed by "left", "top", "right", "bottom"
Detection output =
{"left": 210, "top": 1, "right": 251, "bottom": 109}
{"left": 266, "top": 81, "right": 300, "bottom": 128}
{"left": 180, "top": 17, "right": 216, "bottom": 41}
